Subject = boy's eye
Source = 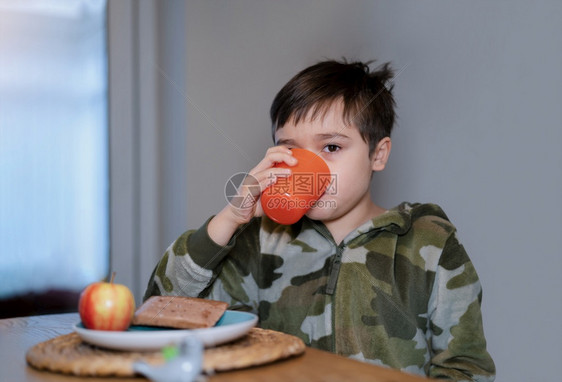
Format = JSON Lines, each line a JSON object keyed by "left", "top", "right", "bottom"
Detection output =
{"left": 323, "top": 144, "right": 341, "bottom": 153}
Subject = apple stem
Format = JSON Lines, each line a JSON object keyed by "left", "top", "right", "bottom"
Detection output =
{"left": 110, "top": 271, "right": 116, "bottom": 284}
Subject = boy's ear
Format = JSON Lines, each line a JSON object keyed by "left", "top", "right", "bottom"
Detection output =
{"left": 371, "top": 137, "right": 391, "bottom": 172}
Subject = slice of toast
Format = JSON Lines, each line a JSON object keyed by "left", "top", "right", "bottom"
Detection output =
{"left": 132, "top": 296, "right": 228, "bottom": 329}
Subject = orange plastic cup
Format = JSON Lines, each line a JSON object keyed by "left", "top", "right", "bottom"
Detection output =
{"left": 261, "top": 148, "right": 331, "bottom": 225}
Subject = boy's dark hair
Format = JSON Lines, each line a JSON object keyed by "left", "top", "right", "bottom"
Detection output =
{"left": 270, "top": 59, "right": 396, "bottom": 154}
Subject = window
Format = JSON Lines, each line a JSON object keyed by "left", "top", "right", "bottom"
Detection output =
{"left": 0, "top": 0, "right": 108, "bottom": 314}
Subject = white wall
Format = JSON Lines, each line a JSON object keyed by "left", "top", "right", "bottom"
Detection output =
{"left": 182, "top": 1, "right": 379, "bottom": 226}
{"left": 150, "top": 1, "right": 561, "bottom": 380}
{"left": 368, "top": 4, "right": 562, "bottom": 381}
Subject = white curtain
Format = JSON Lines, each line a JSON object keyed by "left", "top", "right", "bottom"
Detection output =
{"left": 0, "top": 0, "right": 108, "bottom": 297}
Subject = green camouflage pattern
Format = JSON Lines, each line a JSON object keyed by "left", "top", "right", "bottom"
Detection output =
{"left": 144, "top": 202, "right": 495, "bottom": 381}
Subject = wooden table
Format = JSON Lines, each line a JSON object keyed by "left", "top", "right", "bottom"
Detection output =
{"left": 0, "top": 313, "right": 430, "bottom": 381}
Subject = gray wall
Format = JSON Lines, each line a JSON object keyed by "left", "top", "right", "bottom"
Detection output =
{"left": 151, "top": 1, "right": 561, "bottom": 380}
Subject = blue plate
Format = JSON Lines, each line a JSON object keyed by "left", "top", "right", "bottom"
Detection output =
{"left": 74, "top": 310, "right": 258, "bottom": 351}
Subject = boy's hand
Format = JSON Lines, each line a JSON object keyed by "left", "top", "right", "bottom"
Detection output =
{"left": 208, "top": 146, "right": 296, "bottom": 246}
{"left": 232, "top": 146, "right": 296, "bottom": 222}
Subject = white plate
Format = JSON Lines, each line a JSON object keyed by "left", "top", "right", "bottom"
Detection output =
{"left": 74, "top": 310, "right": 258, "bottom": 351}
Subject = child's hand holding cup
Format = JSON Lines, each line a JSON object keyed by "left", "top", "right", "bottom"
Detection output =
{"left": 261, "top": 148, "right": 331, "bottom": 225}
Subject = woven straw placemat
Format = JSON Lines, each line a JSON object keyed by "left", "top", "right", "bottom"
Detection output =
{"left": 26, "top": 327, "right": 305, "bottom": 377}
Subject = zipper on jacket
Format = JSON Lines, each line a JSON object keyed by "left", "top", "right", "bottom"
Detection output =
{"left": 326, "top": 242, "right": 345, "bottom": 295}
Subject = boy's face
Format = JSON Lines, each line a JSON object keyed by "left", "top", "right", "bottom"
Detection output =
{"left": 274, "top": 101, "right": 390, "bottom": 224}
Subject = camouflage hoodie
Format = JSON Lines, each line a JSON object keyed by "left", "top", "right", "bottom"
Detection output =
{"left": 144, "top": 202, "right": 495, "bottom": 381}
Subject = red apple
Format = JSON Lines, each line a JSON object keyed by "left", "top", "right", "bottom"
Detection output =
{"left": 78, "top": 273, "right": 135, "bottom": 331}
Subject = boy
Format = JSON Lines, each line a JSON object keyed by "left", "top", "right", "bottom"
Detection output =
{"left": 144, "top": 60, "right": 495, "bottom": 381}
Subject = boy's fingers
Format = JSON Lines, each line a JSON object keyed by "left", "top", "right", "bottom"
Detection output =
{"left": 251, "top": 147, "right": 297, "bottom": 174}
{"left": 267, "top": 145, "right": 292, "bottom": 155}
{"left": 230, "top": 146, "right": 293, "bottom": 219}
{"left": 254, "top": 168, "right": 291, "bottom": 192}
{"left": 254, "top": 201, "right": 264, "bottom": 217}
{"left": 238, "top": 168, "right": 291, "bottom": 201}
